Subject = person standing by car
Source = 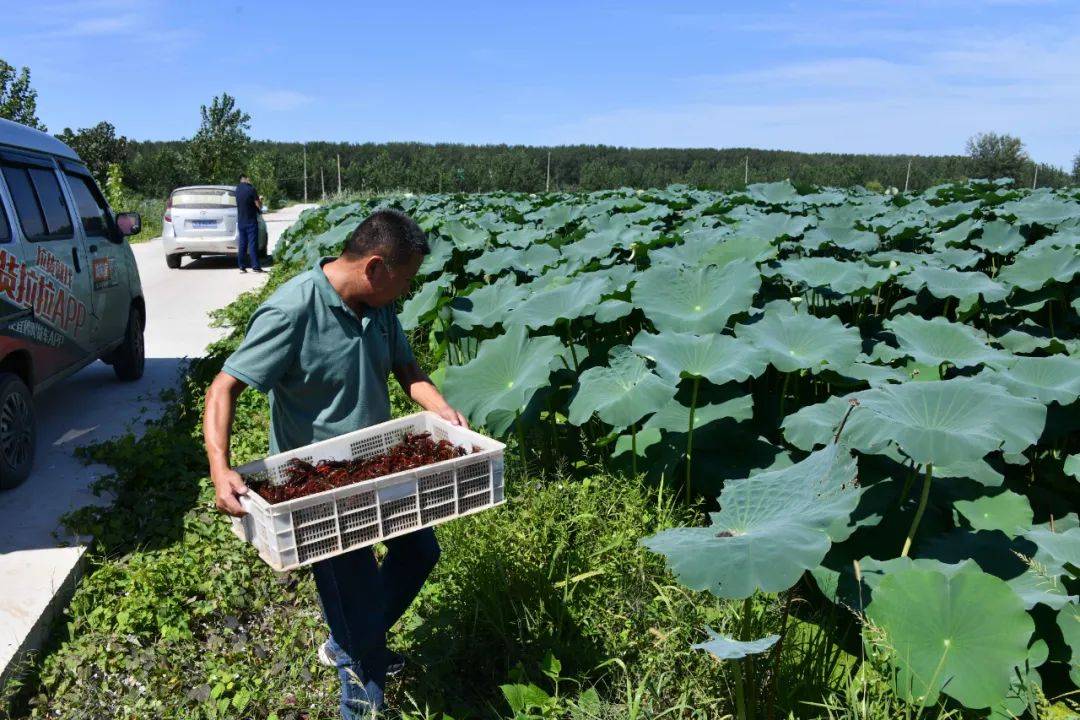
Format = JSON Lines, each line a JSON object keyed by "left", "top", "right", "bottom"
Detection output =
{"left": 235, "top": 174, "right": 262, "bottom": 273}
{"left": 203, "top": 209, "right": 468, "bottom": 717}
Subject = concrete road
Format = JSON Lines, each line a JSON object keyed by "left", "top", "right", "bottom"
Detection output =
{"left": 0, "top": 204, "right": 317, "bottom": 686}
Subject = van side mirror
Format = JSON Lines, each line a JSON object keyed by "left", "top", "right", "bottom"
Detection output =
{"left": 116, "top": 212, "right": 142, "bottom": 237}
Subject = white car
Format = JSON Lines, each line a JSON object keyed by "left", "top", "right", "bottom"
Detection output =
{"left": 161, "top": 185, "right": 267, "bottom": 269}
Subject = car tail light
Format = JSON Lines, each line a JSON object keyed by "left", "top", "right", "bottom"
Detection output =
{"left": 164, "top": 197, "right": 172, "bottom": 223}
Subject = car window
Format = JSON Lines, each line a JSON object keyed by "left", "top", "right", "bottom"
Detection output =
{"left": 0, "top": 164, "right": 74, "bottom": 242}
{"left": 66, "top": 173, "right": 117, "bottom": 242}
{"left": 2, "top": 165, "right": 47, "bottom": 240}
{"left": 0, "top": 198, "right": 10, "bottom": 243}
{"left": 28, "top": 168, "right": 74, "bottom": 239}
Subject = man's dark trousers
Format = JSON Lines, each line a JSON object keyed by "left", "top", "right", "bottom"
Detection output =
{"left": 237, "top": 223, "right": 261, "bottom": 271}
{"left": 311, "top": 527, "right": 440, "bottom": 717}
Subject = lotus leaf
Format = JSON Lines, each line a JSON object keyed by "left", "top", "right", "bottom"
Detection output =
{"left": 440, "top": 219, "right": 490, "bottom": 251}
{"left": 567, "top": 346, "right": 676, "bottom": 429}
{"left": 738, "top": 212, "right": 813, "bottom": 241}
{"left": 497, "top": 227, "right": 549, "bottom": 248}
{"left": 632, "top": 261, "right": 760, "bottom": 334}
{"left": 954, "top": 491, "right": 1033, "bottom": 537}
{"left": 641, "top": 444, "right": 860, "bottom": 598}
{"left": 745, "top": 180, "right": 798, "bottom": 205}
{"left": 884, "top": 315, "right": 1005, "bottom": 369}
{"left": 443, "top": 326, "right": 563, "bottom": 429}
{"left": 898, "top": 266, "right": 1008, "bottom": 303}
{"left": 641, "top": 393, "right": 754, "bottom": 433}
{"left": 972, "top": 221, "right": 1026, "bottom": 255}
{"left": 506, "top": 273, "right": 612, "bottom": 330}
{"left": 772, "top": 257, "right": 892, "bottom": 295}
{"left": 450, "top": 276, "right": 528, "bottom": 330}
{"left": 736, "top": 307, "right": 861, "bottom": 374}
{"left": 418, "top": 237, "right": 455, "bottom": 277}
{"left": 932, "top": 218, "right": 980, "bottom": 249}
{"left": 856, "top": 379, "right": 1046, "bottom": 466}
{"left": 594, "top": 299, "right": 634, "bottom": 323}
{"left": 997, "top": 243, "right": 1080, "bottom": 291}
{"left": 699, "top": 235, "right": 778, "bottom": 269}
{"left": 693, "top": 630, "right": 780, "bottom": 661}
{"left": 781, "top": 394, "right": 882, "bottom": 452}
{"left": 400, "top": 272, "right": 455, "bottom": 331}
{"left": 866, "top": 565, "right": 1033, "bottom": 709}
{"left": 631, "top": 331, "right": 767, "bottom": 385}
{"left": 983, "top": 355, "right": 1080, "bottom": 405}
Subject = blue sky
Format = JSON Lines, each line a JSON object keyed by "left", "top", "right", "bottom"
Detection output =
{"left": 4, "top": 0, "right": 1079, "bottom": 167}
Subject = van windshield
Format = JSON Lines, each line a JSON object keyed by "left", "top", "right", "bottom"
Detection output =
{"left": 171, "top": 188, "right": 236, "bottom": 209}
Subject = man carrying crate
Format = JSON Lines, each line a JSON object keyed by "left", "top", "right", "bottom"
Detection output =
{"left": 203, "top": 209, "right": 468, "bottom": 717}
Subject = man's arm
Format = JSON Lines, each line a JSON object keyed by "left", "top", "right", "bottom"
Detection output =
{"left": 393, "top": 361, "right": 468, "bottom": 428}
{"left": 204, "top": 371, "right": 251, "bottom": 516}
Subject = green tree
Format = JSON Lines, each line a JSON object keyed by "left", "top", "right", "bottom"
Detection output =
{"left": 0, "top": 59, "right": 45, "bottom": 130}
{"left": 56, "top": 121, "right": 128, "bottom": 185}
{"left": 965, "top": 132, "right": 1029, "bottom": 180}
{"left": 190, "top": 93, "right": 251, "bottom": 184}
{"left": 1072, "top": 151, "right": 1080, "bottom": 183}
{"left": 246, "top": 152, "right": 280, "bottom": 209}
{"left": 104, "top": 162, "right": 128, "bottom": 210}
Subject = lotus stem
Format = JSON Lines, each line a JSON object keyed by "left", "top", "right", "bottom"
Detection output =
{"left": 943, "top": 296, "right": 952, "bottom": 319}
{"left": 777, "top": 372, "right": 792, "bottom": 425}
{"left": 685, "top": 376, "right": 701, "bottom": 504}
{"left": 515, "top": 409, "right": 527, "bottom": 471}
{"left": 1048, "top": 301, "right": 1055, "bottom": 337}
{"left": 833, "top": 398, "right": 860, "bottom": 444}
{"left": 741, "top": 595, "right": 758, "bottom": 720}
{"left": 901, "top": 463, "right": 933, "bottom": 557}
{"left": 765, "top": 591, "right": 795, "bottom": 720}
{"left": 563, "top": 319, "right": 580, "bottom": 371}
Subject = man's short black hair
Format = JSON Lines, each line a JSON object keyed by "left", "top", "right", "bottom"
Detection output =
{"left": 342, "top": 209, "right": 430, "bottom": 267}
{"left": 239, "top": 174, "right": 250, "bottom": 183}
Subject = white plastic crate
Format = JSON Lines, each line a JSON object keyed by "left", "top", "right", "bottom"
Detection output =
{"left": 230, "top": 411, "right": 505, "bottom": 571}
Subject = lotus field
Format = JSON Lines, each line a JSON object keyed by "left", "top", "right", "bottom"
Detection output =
{"left": 276, "top": 179, "right": 1080, "bottom": 717}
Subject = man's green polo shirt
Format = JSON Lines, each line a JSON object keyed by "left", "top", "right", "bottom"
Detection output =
{"left": 222, "top": 257, "right": 416, "bottom": 455}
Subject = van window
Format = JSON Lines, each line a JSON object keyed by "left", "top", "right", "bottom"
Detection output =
{"left": 1, "top": 164, "right": 75, "bottom": 242}
{"left": 66, "top": 173, "right": 117, "bottom": 242}
{"left": 29, "top": 168, "right": 74, "bottom": 239}
{"left": 0, "top": 200, "right": 10, "bottom": 243}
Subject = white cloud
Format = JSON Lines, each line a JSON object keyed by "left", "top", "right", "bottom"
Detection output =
{"left": 557, "top": 13, "right": 1080, "bottom": 167}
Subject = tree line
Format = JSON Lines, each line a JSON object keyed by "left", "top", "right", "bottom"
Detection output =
{"left": 3, "top": 60, "right": 1077, "bottom": 204}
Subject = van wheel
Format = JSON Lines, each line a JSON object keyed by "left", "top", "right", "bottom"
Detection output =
{"left": 166, "top": 254, "right": 182, "bottom": 269}
{"left": 113, "top": 306, "right": 145, "bottom": 382}
{"left": 0, "top": 373, "right": 35, "bottom": 490}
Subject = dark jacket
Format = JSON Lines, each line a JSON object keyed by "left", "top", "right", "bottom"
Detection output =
{"left": 236, "top": 182, "right": 260, "bottom": 225}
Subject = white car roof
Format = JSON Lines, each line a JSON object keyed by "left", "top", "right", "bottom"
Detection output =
{"left": 0, "top": 118, "right": 80, "bottom": 161}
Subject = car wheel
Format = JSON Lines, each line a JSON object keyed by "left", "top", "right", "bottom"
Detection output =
{"left": 113, "top": 306, "right": 145, "bottom": 382}
{"left": 166, "top": 253, "right": 182, "bottom": 269}
{"left": 0, "top": 372, "right": 35, "bottom": 490}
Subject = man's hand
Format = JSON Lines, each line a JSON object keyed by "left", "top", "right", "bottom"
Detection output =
{"left": 434, "top": 404, "right": 469, "bottom": 429}
{"left": 211, "top": 467, "right": 250, "bottom": 517}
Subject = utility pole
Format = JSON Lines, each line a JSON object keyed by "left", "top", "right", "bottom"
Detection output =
{"left": 336, "top": 154, "right": 342, "bottom": 195}
{"left": 744, "top": 155, "right": 749, "bottom": 185}
{"left": 1032, "top": 164, "right": 1039, "bottom": 189}
{"left": 904, "top": 159, "right": 912, "bottom": 193}
{"left": 320, "top": 166, "right": 326, "bottom": 200}
{"left": 545, "top": 151, "right": 551, "bottom": 193}
{"left": 302, "top": 144, "right": 308, "bottom": 203}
